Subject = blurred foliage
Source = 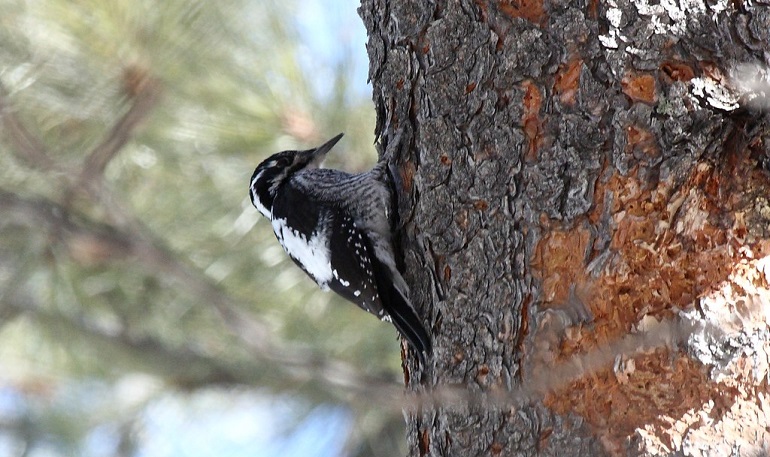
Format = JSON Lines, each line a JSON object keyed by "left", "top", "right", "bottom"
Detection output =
{"left": 0, "top": 0, "right": 406, "bottom": 455}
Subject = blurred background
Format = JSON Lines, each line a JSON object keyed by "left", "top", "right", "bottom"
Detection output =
{"left": 0, "top": 0, "right": 408, "bottom": 455}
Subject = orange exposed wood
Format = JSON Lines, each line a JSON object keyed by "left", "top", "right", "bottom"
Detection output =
{"left": 522, "top": 80, "right": 543, "bottom": 161}
{"left": 587, "top": 0, "right": 599, "bottom": 19}
{"left": 531, "top": 226, "right": 592, "bottom": 307}
{"left": 530, "top": 140, "right": 770, "bottom": 450}
{"left": 621, "top": 73, "right": 656, "bottom": 103}
{"left": 625, "top": 125, "right": 660, "bottom": 158}
{"left": 661, "top": 61, "right": 695, "bottom": 82}
{"left": 498, "top": 0, "right": 546, "bottom": 25}
{"left": 401, "top": 160, "right": 415, "bottom": 193}
{"left": 419, "top": 428, "right": 430, "bottom": 456}
{"left": 554, "top": 58, "right": 583, "bottom": 106}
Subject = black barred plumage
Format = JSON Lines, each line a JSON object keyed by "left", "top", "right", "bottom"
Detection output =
{"left": 249, "top": 133, "right": 432, "bottom": 361}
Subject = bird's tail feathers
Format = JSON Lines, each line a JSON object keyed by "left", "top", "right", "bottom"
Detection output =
{"left": 372, "top": 257, "right": 432, "bottom": 363}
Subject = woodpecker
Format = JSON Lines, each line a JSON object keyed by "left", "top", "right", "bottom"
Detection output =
{"left": 249, "top": 133, "right": 431, "bottom": 360}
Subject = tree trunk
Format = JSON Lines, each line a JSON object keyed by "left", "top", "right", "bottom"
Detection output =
{"left": 360, "top": 0, "right": 770, "bottom": 455}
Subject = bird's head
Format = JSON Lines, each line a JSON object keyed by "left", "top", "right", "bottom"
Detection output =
{"left": 249, "top": 133, "right": 343, "bottom": 218}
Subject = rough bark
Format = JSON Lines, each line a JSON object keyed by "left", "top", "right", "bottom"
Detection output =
{"left": 361, "top": 0, "right": 770, "bottom": 456}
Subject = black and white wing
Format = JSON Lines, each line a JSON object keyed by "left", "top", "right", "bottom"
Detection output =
{"left": 326, "top": 212, "right": 387, "bottom": 317}
{"left": 329, "top": 212, "right": 431, "bottom": 357}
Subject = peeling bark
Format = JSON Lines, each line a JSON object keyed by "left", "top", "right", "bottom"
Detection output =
{"left": 360, "top": 0, "right": 770, "bottom": 455}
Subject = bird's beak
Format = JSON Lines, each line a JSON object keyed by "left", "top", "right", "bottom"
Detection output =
{"left": 307, "top": 133, "right": 343, "bottom": 167}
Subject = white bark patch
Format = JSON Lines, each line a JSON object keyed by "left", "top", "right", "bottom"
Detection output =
{"left": 690, "top": 76, "right": 740, "bottom": 111}
{"left": 599, "top": 6, "right": 622, "bottom": 49}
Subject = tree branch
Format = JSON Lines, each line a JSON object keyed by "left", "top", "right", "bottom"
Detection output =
{"left": 0, "top": 81, "right": 58, "bottom": 172}
{"left": 4, "top": 292, "right": 263, "bottom": 388}
{"left": 78, "top": 69, "right": 162, "bottom": 185}
{"left": 0, "top": 189, "right": 400, "bottom": 397}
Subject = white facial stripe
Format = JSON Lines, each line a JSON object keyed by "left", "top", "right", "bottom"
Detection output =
{"left": 249, "top": 171, "right": 272, "bottom": 219}
{"left": 272, "top": 217, "right": 332, "bottom": 287}
{"left": 252, "top": 195, "right": 271, "bottom": 219}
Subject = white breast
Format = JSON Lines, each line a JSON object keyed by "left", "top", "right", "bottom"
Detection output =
{"left": 271, "top": 217, "right": 333, "bottom": 289}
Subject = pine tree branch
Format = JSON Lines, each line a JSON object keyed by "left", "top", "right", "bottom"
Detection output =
{"left": 0, "top": 189, "right": 400, "bottom": 396}
{"left": 78, "top": 69, "right": 162, "bottom": 185}
{"left": 0, "top": 81, "right": 58, "bottom": 172}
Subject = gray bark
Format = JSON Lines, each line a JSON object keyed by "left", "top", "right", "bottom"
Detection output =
{"left": 360, "top": 0, "right": 770, "bottom": 456}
